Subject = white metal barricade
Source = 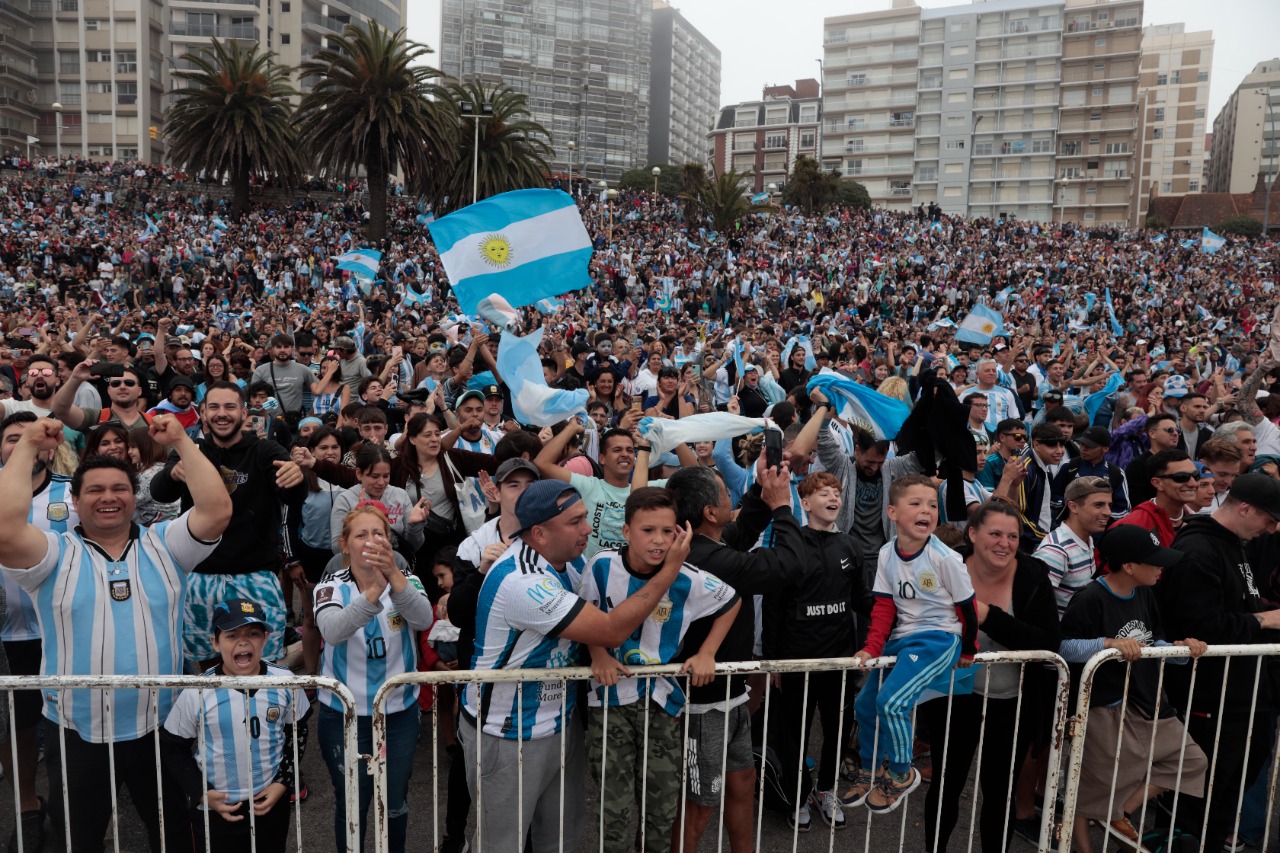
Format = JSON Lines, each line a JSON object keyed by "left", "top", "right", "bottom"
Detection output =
{"left": 0, "top": 674, "right": 360, "bottom": 853}
{"left": 1057, "top": 643, "right": 1280, "bottom": 853}
{"left": 370, "top": 650, "right": 1071, "bottom": 853}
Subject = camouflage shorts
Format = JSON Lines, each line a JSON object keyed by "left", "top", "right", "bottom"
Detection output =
{"left": 587, "top": 701, "right": 682, "bottom": 853}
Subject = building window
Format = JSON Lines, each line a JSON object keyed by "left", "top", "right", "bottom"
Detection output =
{"left": 848, "top": 73, "right": 867, "bottom": 86}
{"left": 1104, "top": 142, "right": 1129, "bottom": 154}
{"left": 1161, "top": 181, "right": 1172, "bottom": 193}
{"left": 1032, "top": 139, "right": 1053, "bottom": 153}
{"left": 281, "top": 34, "right": 290, "bottom": 44}
{"left": 1092, "top": 87, "right": 1103, "bottom": 96}
{"left": 974, "top": 142, "right": 993, "bottom": 155}
{"left": 1189, "top": 179, "right": 1200, "bottom": 191}
{"left": 846, "top": 158, "right": 863, "bottom": 175}
{"left": 281, "top": 1, "right": 290, "bottom": 10}
{"left": 1197, "top": 70, "right": 1208, "bottom": 82}
{"left": 1060, "top": 167, "right": 1083, "bottom": 179}
{"left": 1083, "top": 211, "right": 1096, "bottom": 220}
{"left": 946, "top": 115, "right": 965, "bottom": 126}
{"left": 1095, "top": 37, "right": 1106, "bottom": 47}
{"left": 846, "top": 139, "right": 864, "bottom": 153}
{"left": 84, "top": 19, "right": 101, "bottom": 29}
{"left": 1153, "top": 107, "right": 1164, "bottom": 122}
{"left": 1061, "top": 141, "right": 1082, "bottom": 155}
{"left": 1152, "top": 128, "right": 1163, "bottom": 140}
{"left": 1156, "top": 73, "right": 1167, "bottom": 85}
{"left": 800, "top": 131, "right": 816, "bottom": 148}
{"left": 117, "top": 51, "right": 138, "bottom": 74}
{"left": 765, "top": 133, "right": 787, "bottom": 149}
{"left": 87, "top": 51, "right": 111, "bottom": 63}
{"left": 945, "top": 140, "right": 965, "bottom": 150}
{"left": 1171, "top": 70, "right": 1182, "bottom": 84}
{"left": 847, "top": 117, "right": 865, "bottom": 130}
{"left": 1194, "top": 107, "right": 1205, "bottom": 119}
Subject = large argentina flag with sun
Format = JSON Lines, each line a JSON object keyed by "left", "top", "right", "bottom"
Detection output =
{"left": 427, "top": 189, "right": 593, "bottom": 315}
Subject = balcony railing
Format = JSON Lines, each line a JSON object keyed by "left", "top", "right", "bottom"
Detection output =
{"left": 169, "top": 22, "right": 259, "bottom": 39}
{"left": 0, "top": 63, "right": 35, "bottom": 83}
{"left": 0, "top": 1, "right": 33, "bottom": 24}
{"left": 301, "top": 11, "right": 348, "bottom": 34}
{"left": 976, "top": 44, "right": 1061, "bottom": 61}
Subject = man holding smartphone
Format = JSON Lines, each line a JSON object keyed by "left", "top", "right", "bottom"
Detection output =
{"left": 251, "top": 333, "right": 312, "bottom": 427}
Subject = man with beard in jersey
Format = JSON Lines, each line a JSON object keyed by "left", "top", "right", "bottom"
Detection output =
{"left": 0, "top": 411, "right": 75, "bottom": 852}
{"left": 149, "top": 381, "right": 307, "bottom": 671}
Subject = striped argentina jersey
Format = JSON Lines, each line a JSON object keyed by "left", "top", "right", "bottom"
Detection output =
{"left": 579, "top": 549, "right": 738, "bottom": 716}
{"left": 162, "top": 662, "right": 310, "bottom": 805}
{"left": 873, "top": 534, "right": 976, "bottom": 641}
{"left": 314, "top": 569, "right": 428, "bottom": 716}
{"left": 453, "top": 429, "right": 497, "bottom": 456}
{"left": 463, "top": 541, "right": 586, "bottom": 740}
{"left": 0, "top": 513, "right": 219, "bottom": 743}
{"left": 2, "top": 474, "right": 76, "bottom": 642}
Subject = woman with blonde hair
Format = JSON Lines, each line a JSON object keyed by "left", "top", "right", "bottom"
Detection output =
{"left": 877, "top": 375, "right": 910, "bottom": 404}
{"left": 314, "top": 502, "right": 433, "bottom": 853}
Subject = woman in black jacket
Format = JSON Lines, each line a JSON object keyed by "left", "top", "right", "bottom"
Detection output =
{"left": 921, "top": 501, "right": 1062, "bottom": 853}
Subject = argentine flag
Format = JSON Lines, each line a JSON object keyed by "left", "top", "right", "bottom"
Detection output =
{"left": 1201, "top": 227, "right": 1226, "bottom": 254}
{"left": 428, "top": 189, "right": 593, "bottom": 315}
{"left": 335, "top": 249, "right": 381, "bottom": 280}
{"left": 807, "top": 370, "right": 911, "bottom": 441}
{"left": 956, "top": 304, "right": 1006, "bottom": 345}
{"left": 496, "top": 327, "right": 588, "bottom": 427}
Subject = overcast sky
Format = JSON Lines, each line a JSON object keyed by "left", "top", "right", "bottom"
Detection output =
{"left": 406, "top": 0, "right": 1278, "bottom": 122}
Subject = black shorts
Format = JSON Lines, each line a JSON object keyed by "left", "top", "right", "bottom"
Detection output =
{"left": 2, "top": 639, "right": 43, "bottom": 731}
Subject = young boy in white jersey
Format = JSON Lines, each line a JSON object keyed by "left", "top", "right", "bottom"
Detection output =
{"left": 162, "top": 598, "right": 310, "bottom": 853}
{"left": 843, "top": 474, "right": 979, "bottom": 814}
{"left": 581, "top": 487, "right": 741, "bottom": 853}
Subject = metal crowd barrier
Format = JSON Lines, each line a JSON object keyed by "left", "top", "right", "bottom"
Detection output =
{"left": 1057, "top": 643, "right": 1280, "bottom": 853}
{"left": 0, "top": 674, "right": 360, "bottom": 853}
{"left": 370, "top": 650, "right": 1072, "bottom": 853}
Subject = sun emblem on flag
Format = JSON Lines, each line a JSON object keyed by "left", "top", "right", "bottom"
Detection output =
{"left": 478, "top": 234, "right": 514, "bottom": 268}
{"left": 981, "top": 321, "right": 995, "bottom": 334}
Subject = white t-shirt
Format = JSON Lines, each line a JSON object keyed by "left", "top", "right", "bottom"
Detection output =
{"left": 873, "top": 535, "right": 975, "bottom": 641}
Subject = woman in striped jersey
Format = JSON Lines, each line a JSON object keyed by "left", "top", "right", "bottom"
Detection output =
{"left": 314, "top": 502, "right": 433, "bottom": 853}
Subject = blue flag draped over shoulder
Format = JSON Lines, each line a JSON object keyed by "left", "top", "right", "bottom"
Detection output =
{"left": 1104, "top": 287, "right": 1124, "bottom": 335}
{"left": 496, "top": 327, "right": 588, "bottom": 427}
{"left": 428, "top": 189, "right": 593, "bottom": 315}
{"left": 1084, "top": 372, "right": 1124, "bottom": 424}
{"left": 806, "top": 369, "right": 911, "bottom": 441}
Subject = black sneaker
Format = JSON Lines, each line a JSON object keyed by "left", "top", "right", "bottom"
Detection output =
{"left": 8, "top": 796, "right": 46, "bottom": 853}
{"left": 1011, "top": 816, "right": 1039, "bottom": 846}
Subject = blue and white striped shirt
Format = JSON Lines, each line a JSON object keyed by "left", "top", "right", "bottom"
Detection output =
{"left": 163, "top": 662, "right": 309, "bottom": 805}
{"left": 579, "top": 549, "right": 738, "bottom": 716}
{"left": 2, "top": 474, "right": 76, "bottom": 642}
{"left": 1, "top": 513, "right": 219, "bottom": 742}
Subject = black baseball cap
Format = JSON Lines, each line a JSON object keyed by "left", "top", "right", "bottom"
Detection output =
{"left": 1228, "top": 473, "right": 1280, "bottom": 521}
{"left": 1077, "top": 426, "right": 1112, "bottom": 449}
{"left": 481, "top": 384, "right": 503, "bottom": 398}
{"left": 1099, "top": 525, "right": 1182, "bottom": 569}
{"left": 211, "top": 598, "right": 272, "bottom": 633}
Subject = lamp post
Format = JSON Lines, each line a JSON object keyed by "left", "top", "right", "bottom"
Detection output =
{"left": 651, "top": 165, "right": 661, "bottom": 195}
{"left": 457, "top": 100, "right": 494, "bottom": 206}
{"left": 51, "top": 102, "right": 62, "bottom": 159}
{"left": 606, "top": 188, "right": 618, "bottom": 243}
{"left": 1057, "top": 177, "right": 1070, "bottom": 224}
{"left": 967, "top": 114, "right": 984, "bottom": 219}
{"left": 597, "top": 179, "right": 608, "bottom": 233}
{"left": 1256, "top": 88, "right": 1277, "bottom": 235}
{"left": 567, "top": 140, "right": 576, "bottom": 197}
{"left": 816, "top": 58, "right": 824, "bottom": 171}
{"left": 767, "top": 182, "right": 778, "bottom": 203}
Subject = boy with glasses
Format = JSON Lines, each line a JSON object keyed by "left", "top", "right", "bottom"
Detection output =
{"left": 1116, "top": 449, "right": 1197, "bottom": 547}
{"left": 1126, "top": 414, "right": 1180, "bottom": 505}
{"left": 978, "top": 418, "right": 1027, "bottom": 490}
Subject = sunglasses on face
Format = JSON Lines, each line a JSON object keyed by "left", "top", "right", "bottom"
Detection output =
{"left": 27, "top": 368, "right": 54, "bottom": 378}
{"left": 1155, "top": 471, "right": 1197, "bottom": 484}
{"left": 1001, "top": 432, "right": 1027, "bottom": 441}
{"left": 108, "top": 378, "right": 138, "bottom": 388}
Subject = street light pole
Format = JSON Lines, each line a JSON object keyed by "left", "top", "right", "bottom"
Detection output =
{"left": 967, "top": 114, "right": 984, "bottom": 218}
{"left": 567, "top": 140, "right": 576, "bottom": 197}
{"left": 1261, "top": 88, "right": 1277, "bottom": 235}
{"left": 607, "top": 188, "right": 618, "bottom": 243}
{"left": 51, "top": 102, "right": 62, "bottom": 160}
{"left": 816, "top": 58, "right": 824, "bottom": 171}
{"left": 458, "top": 100, "right": 494, "bottom": 206}
{"left": 651, "top": 165, "right": 661, "bottom": 195}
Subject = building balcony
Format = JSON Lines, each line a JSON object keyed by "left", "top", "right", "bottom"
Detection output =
{"left": 975, "top": 19, "right": 1063, "bottom": 39}
{"left": 0, "top": 1, "right": 33, "bottom": 25}
{"left": 169, "top": 23, "right": 260, "bottom": 40}
{"left": 302, "top": 11, "right": 349, "bottom": 35}
{"left": 843, "top": 165, "right": 914, "bottom": 177}
{"left": 975, "top": 44, "right": 1062, "bottom": 62}
{"left": 0, "top": 63, "right": 35, "bottom": 84}
{"left": 827, "top": 118, "right": 914, "bottom": 133}
{"left": 840, "top": 95, "right": 916, "bottom": 110}
{"left": 171, "top": 0, "right": 258, "bottom": 6}
{"left": 842, "top": 142, "right": 914, "bottom": 154}
{"left": 1059, "top": 119, "right": 1137, "bottom": 132}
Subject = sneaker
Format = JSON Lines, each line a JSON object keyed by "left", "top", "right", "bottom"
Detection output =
{"left": 1109, "top": 815, "right": 1140, "bottom": 843}
{"left": 788, "top": 802, "right": 812, "bottom": 833}
{"left": 1011, "top": 816, "right": 1039, "bottom": 846}
{"left": 809, "top": 789, "right": 846, "bottom": 829}
{"left": 7, "top": 796, "right": 45, "bottom": 853}
{"left": 840, "top": 766, "right": 877, "bottom": 808}
{"left": 1223, "top": 835, "right": 1255, "bottom": 853}
{"left": 865, "top": 767, "right": 921, "bottom": 814}
{"left": 438, "top": 837, "right": 469, "bottom": 853}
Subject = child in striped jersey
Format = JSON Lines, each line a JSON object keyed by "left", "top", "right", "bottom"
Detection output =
{"left": 582, "top": 488, "right": 740, "bottom": 853}
{"left": 162, "top": 598, "right": 310, "bottom": 853}
{"left": 843, "top": 475, "right": 979, "bottom": 815}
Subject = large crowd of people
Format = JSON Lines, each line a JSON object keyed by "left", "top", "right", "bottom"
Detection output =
{"left": 0, "top": 155, "right": 1276, "bottom": 853}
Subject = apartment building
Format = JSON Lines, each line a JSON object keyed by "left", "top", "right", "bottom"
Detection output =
{"left": 708, "top": 79, "right": 821, "bottom": 193}
{"left": 821, "top": 0, "right": 921, "bottom": 209}
{"left": 1133, "top": 23, "right": 1212, "bottom": 225}
{"left": 440, "top": 0, "right": 654, "bottom": 184}
{"left": 649, "top": 0, "right": 719, "bottom": 168}
{"left": 31, "top": 0, "right": 404, "bottom": 163}
{"left": 0, "top": 0, "right": 37, "bottom": 156}
{"left": 914, "top": 0, "right": 1063, "bottom": 222}
{"left": 1206, "top": 58, "right": 1280, "bottom": 195}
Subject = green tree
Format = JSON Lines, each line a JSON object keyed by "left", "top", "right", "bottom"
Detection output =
{"left": 434, "top": 80, "right": 553, "bottom": 214}
{"left": 780, "top": 155, "right": 843, "bottom": 214}
{"left": 1215, "top": 215, "right": 1263, "bottom": 238}
{"left": 164, "top": 39, "right": 301, "bottom": 217}
{"left": 295, "top": 22, "right": 453, "bottom": 241}
{"left": 681, "top": 168, "right": 770, "bottom": 232}
{"left": 837, "top": 179, "right": 872, "bottom": 210}
{"left": 618, "top": 164, "right": 683, "bottom": 196}
{"left": 679, "top": 162, "right": 709, "bottom": 196}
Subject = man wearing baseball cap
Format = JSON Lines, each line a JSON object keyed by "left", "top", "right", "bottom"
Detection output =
{"left": 1156, "top": 473, "right": 1280, "bottom": 852}
{"left": 1052, "top": 426, "right": 1131, "bottom": 520}
{"left": 478, "top": 383, "right": 510, "bottom": 438}
{"left": 1034, "top": 476, "right": 1113, "bottom": 617}
{"left": 459, "top": 479, "right": 693, "bottom": 853}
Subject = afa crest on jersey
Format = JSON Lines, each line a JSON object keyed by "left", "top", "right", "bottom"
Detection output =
{"left": 46, "top": 502, "right": 69, "bottom": 522}
{"left": 266, "top": 706, "right": 282, "bottom": 723}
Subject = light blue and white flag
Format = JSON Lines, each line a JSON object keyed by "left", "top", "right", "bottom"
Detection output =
{"left": 926, "top": 317, "right": 956, "bottom": 331}
{"left": 428, "top": 188, "right": 592, "bottom": 315}
{"left": 806, "top": 370, "right": 912, "bottom": 441}
{"left": 475, "top": 293, "right": 521, "bottom": 333}
{"left": 1104, "top": 287, "right": 1124, "bottom": 336}
{"left": 496, "top": 327, "right": 588, "bottom": 427}
{"left": 401, "top": 281, "right": 431, "bottom": 307}
{"left": 534, "top": 297, "right": 562, "bottom": 314}
{"left": 210, "top": 215, "right": 228, "bottom": 231}
{"left": 1202, "top": 227, "right": 1226, "bottom": 254}
{"left": 1084, "top": 372, "right": 1124, "bottom": 424}
{"left": 956, "top": 304, "right": 1006, "bottom": 345}
{"left": 994, "top": 286, "right": 1013, "bottom": 307}
{"left": 750, "top": 192, "right": 770, "bottom": 205}
{"left": 781, "top": 335, "right": 817, "bottom": 371}
{"left": 638, "top": 412, "right": 766, "bottom": 457}
{"left": 415, "top": 212, "right": 436, "bottom": 228}
{"left": 335, "top": 249, "right": 381, "bottom": 280}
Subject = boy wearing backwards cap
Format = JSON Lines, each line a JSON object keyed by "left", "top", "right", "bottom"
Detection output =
{"left": 162, "top": 599, "right": 310, "bottom": 853}
{"left": 1058, "top": 526, "right": 1208, "bottom": 852}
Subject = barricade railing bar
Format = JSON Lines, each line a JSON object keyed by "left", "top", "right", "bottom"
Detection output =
{"left": 370, "top": 650, "right": 1072, "bottom": 853}
{"left": 0, "top": 674, "right": 360, "bottom": 853}
{"left": 1057, "top": 643, "right": 1280, "bottom": 853}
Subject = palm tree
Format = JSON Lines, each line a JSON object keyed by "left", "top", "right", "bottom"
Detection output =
{"left": 164, "top": 39, "right": 301, "bottom": 217}
{"left": 434, "top": 80, "right": 553, "bottom": 214}
{"left": 681, "top": 168, "right": 771, "bottom": 232}
{"left": 294, "top": 22, "right": 453, "bottom": 241}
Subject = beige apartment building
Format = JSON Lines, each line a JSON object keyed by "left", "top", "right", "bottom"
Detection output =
{"left": 1133, "top": 23, "right": 1212, "bottom": 225}
{"left": 1206, "top": 58, "right": 1280, "bottom": 195}
{"left": 0, "top": 0, "right": 38, "bottom": 157}
{"left": 32, "top": 0, "right": 404, "bottom": 163}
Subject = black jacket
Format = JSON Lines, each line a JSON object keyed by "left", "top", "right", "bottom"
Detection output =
{"left": 1157, "top": 515, "right": 1278, "bottom": 715}
{"left": 150, "top": 431, "right": 306, "bottom": 575}
{"left": 762, "top": 526, "right": 871, "bottom": 660}
{"left": 674, "top": 487, "right": 807, "bottom": 706}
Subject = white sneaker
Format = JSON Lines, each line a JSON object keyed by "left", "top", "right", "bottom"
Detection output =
{"left": 788, "top": 801, "right": 812, "bottom": 833}
{"left": 810, "top": 789, "right": 846, "bottom": 829}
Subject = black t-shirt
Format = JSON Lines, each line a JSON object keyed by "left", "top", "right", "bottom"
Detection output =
{"left": 1060, "top": 579, "right": 1174, "bottom": 718}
